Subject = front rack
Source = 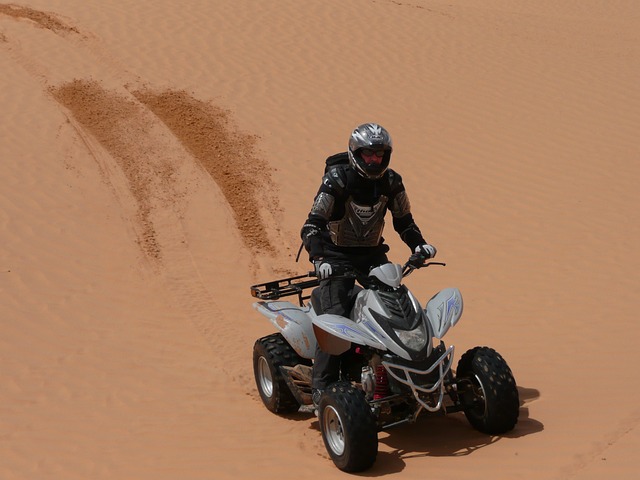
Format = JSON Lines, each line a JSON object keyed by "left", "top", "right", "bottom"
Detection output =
{"left": 250, "top": 273, "right": 320, "bottom": 305}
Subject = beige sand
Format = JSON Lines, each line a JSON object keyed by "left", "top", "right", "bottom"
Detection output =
{"left": 1, "top": 1, "right": 639, "bottom": 478}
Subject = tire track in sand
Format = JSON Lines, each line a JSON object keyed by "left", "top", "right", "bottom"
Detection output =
{"left": 131, "top": 88, "right": 277, "bottom": 255}
{"left": 1, "top": 4, "right": 282, "bottom": 374}
{"left": 50, "top": 80, "right": 262, "bottom": 373}
{"left": 1, "top": 3, "right": 277, "bottom": 258}
{"left": 0, "top": 3, "right": 79, "bottom": 35}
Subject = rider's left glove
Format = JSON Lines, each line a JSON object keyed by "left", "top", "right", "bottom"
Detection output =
{"left": 415, "top": 243, "right": 437, "bottom": 259}
{"left": 408, "top": 243, "right": 437, "bottom": 269}
{"left": 314, "top": 259, "right": 333, "bottom": 280}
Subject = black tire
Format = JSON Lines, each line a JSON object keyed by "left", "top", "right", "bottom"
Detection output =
{"left": 253, "top": 333, "right": 303, "bottom": 414}
{"left": 456, "top": 346, "right": 519, "bottom": 434}
{"left": 318, "top": 382, "right": 378, "bottom": 472}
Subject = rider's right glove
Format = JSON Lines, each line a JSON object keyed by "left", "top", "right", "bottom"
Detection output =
{"left": 313, "top": 258, "right": 333, "bottom": 280}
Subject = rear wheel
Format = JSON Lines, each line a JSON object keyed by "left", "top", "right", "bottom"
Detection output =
{"left": 253, "top": 333, "right": 304, "bottom": 413}
{"left": 456, "top": 346, "right": 519, "bottom": 434}
{"left": 319, "top": 382, "right": 378, "bottom": 472}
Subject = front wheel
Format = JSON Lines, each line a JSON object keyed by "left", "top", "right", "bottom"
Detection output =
{"left": 319, "top": 382, "right": 378, "bottom": 472}
{"left": 456, "top": 346, "right": 519, "bottom": 434}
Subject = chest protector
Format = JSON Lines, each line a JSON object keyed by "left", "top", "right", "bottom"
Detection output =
{"left": 328, "top": 195, "right": 389, "bottom": 247}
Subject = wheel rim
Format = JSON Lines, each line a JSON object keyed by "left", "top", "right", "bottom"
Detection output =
{"left": 322, "top": 405, "right": 345, "bottom": 456}
{"left": 469, "top": 373, "right": 488, "bottom": 417}
{"left": 257, "top": 356, "right": 273, "bottom": 398}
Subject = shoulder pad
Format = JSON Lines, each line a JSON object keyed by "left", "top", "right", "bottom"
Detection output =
{"left": 387, "top": 169, "right": 403, "bottom": 189}
{"left": 323, "top": 165, "right": 349, "bottom": 190}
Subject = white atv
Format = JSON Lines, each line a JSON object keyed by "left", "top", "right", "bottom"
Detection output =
{"left": 250, "top": 259, "right": 519, "bottom": 472}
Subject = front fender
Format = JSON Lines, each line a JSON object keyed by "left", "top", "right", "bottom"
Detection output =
{"left": 425, "top": 288, "right": 464, "bottom": 339}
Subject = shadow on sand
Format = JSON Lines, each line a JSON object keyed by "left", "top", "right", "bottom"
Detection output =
{"left": 292, "top": 385, "right": 543, "bottom": 476}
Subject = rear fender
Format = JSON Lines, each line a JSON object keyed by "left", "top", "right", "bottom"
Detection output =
{"left": 425, "top": 288, "right": 464, "bottom": 339}
{"left": 253, "top": 301, "right": 316, "bottom": 358}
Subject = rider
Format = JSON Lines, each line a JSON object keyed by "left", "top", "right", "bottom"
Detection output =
{"left": 300, "top": 122, "right": 437, "bottom": 408}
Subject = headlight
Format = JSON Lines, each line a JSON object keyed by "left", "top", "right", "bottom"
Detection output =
{"left": 393, "top": 323, "right": 428, "bottom": 351}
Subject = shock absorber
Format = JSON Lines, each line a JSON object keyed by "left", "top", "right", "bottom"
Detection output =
{"left": 374, "top": 365, "right": 389, "bottom": 400}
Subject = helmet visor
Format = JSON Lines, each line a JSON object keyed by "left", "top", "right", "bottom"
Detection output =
{"left": 356, "top": 149, "right": 390, "bottom": 178}
{"left": 361, "top": 149, "right": 386, "bottom": 166}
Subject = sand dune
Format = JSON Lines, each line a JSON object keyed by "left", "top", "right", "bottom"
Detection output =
{"left": 2, "top": 1, "right": 639, "bottom": 479}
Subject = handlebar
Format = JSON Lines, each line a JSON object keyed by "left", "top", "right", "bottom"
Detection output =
{"left": 310, "top": 259, "right": 446, "bottom": 281}
{"left": 251, "top": 258, "right": 446, "bottom": 303}
{"left": 402, "top": 260, "right": 446, "bottom": 277}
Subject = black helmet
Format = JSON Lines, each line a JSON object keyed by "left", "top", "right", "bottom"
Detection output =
{"left": 348, "top": 123, "right": 393, "bottom": 179}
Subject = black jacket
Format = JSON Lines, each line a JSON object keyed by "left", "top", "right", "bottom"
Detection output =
{"left": 300, "top": 164, "right": 426, "bottom": 260}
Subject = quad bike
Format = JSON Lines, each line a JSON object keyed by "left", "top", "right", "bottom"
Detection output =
{"left": 250, "top": 258, "right": 519, "bottom": 472}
